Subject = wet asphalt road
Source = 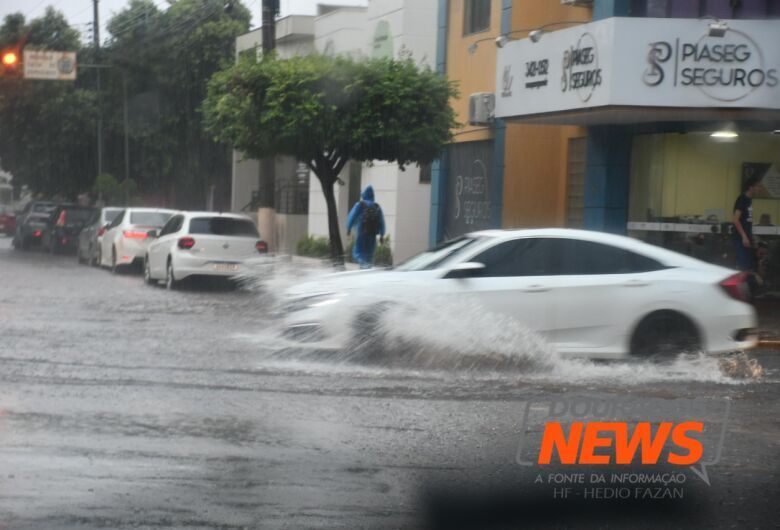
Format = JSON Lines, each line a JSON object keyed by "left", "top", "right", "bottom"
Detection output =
{"left": 0, "top": 236, "right": 778, "bottom": 529}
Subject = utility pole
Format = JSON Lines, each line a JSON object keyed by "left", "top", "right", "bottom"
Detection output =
{"left": 93, "top": 0, "right": 103, "bottom": 176}
{"left": 257, "top": 0, "right": 278, "bottom": 209}
{"left": 122, "top": 72, "right": 129, "bottom": 183}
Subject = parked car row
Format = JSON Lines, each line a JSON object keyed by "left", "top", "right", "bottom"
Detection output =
{"left": 0, "top": 204, "right": 15, "bottom": 236}
{"left": 11, "top": 202, "right": 268, "bottom": 289}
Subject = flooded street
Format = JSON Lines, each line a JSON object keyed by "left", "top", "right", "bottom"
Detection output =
{"left": 0, "top": 237, "right": 778, "bottom": 529}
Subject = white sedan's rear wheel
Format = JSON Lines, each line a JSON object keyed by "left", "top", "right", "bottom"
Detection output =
{"left": 166, "top": 260, "right": 179, "bottom": 290}
{"left": 630, "top": 311, "right": 700, "bottom": 359}
{"left": 144, "top": 257, "right": 155, "bottom": 285}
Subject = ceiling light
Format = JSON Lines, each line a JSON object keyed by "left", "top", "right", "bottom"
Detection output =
{"left": 708, "top": 20, "right": 728, "bottom": 37}
{"left": 710, "top": 131, "right": 738, "bottom": 138}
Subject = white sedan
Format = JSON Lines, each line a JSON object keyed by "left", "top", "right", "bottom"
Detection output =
{"left": 144, "top": 212, "right": 267, "bottom": 289}
{"left": 100, "top": 208, "right": 176, "bottom": 272}
{"left": 279, "top": 228, "right": 757, "bottom": 359}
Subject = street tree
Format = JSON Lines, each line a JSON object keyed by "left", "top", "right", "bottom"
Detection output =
{"left": 202, "top": 54, "right": 458, "bottom": 261}
{"left": 0, "top": 9, "right": 97, "bottom": 199}
{"left": 104, "top": 0, "right": 251, "bottom": 208}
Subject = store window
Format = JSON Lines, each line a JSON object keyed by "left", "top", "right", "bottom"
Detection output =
{"left": 630, "top": 0, "right": 778, "bottom": 18}
{"left": 464, "top": 0, "right": 491, "bottom": 35}
{"left": 419, "top": 163, "right": 432, "bottom": 184}
{"left": 628, "top": 131, "right": 780, "bottom": 267}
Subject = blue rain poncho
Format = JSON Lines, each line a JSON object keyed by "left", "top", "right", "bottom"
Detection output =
{"left": 346, "top": 185, "right": 386, "bottom": 267}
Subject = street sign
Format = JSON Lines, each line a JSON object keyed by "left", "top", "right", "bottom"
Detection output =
{"left": 23, "top": 50, "right": 77, "bottom": 81}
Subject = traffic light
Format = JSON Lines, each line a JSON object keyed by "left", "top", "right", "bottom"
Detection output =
{"left": 0, "top": 48, "right": 21, "bottom": 77}
{"left": 2, "top": 51, "right": 17, "bottom": 66}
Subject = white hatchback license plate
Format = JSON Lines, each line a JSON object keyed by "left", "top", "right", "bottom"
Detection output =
{"left": 213, "top": 263, "right": 239, "bottom": 272}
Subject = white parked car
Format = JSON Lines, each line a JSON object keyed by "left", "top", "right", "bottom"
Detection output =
{"left": 100, "top": 208, "right": 176, "bottom": 272}
{"left": 280, "top": 229, "right": 758, "bottom": 359}
{"left": 144, "top": 211, "right": 267, "bottom": 289}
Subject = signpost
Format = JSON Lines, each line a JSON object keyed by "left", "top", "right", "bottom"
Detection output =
{"left": 23, "top": 50, "right": 77, "bottom": 81}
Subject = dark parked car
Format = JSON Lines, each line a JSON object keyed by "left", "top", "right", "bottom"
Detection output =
{"left": 12, "top": 201, "right": 57, "bottom": 250}
{"left": 77, "top": 206, "right": 123, "bottom": 265}
{"left": 0, "top": 205, "right": 15, "bottom": 236}
{"left": 42, "top": 204, "right": 96, "bottom": 254}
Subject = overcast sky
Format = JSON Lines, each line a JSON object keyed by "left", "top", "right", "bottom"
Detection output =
{"left": 0, "top": 0, "right": 368, "bottom": 43}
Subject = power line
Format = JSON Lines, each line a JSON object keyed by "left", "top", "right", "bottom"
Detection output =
{"left": 106, "top": 2, "right": 223, "bottom": 48}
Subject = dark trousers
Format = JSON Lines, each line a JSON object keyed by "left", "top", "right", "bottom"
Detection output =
{"left": 734, "top": 239, "right": 755, "bottom": 272}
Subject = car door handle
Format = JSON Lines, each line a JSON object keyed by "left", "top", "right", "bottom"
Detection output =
{"left": 622, "top": 279, "right": 649, "bottom": 287}
{"left": 522, "top": 284, "right": 550, "bottom": 292}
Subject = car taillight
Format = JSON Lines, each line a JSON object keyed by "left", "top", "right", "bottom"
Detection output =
{"left": 178, "top": 236, "right": 195, "bottom": 249}
{"left": 56, "top": 210, "right": 66, "bottom": 227}
{"left": 123, "top": 230, "right": 148, "bottom": 239}
{"left": 720, "top": 272, "right": 751, "bottom": 302}
{"left": 97, "top": 227, "right": 106, "bottom": 236}
{"left": 255, "top": 240, "right": 268, "bottom": 253}
{"left": 33, "top": 229, "right": 42, "bottom": 237}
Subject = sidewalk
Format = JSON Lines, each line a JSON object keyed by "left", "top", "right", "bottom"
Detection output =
{"left": 755, "top": 295, "right": 780, "bottom": 340}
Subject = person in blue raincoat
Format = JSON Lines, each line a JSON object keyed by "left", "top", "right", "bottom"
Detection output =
{"left": 347, "top": 185, "right": 386, "bottom": 268}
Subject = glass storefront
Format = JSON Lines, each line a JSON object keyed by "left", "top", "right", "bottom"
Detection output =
{"left": 628, "top": 131, "right": 780, "bottom": 280}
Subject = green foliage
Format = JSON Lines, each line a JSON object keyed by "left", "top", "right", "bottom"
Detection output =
{"left": 101, "top": 0, "right": 251, "bottom": 208}
{"left": 93, "top": 173, "right": 139, "bottom": 204}
{"left": 296, "top": 235, "right": 332, "bottom": 259}
{"left": 0, "top": 9, "right": 97, "bottom": 199}
{"left": 0, "top": 1, "right": 251, "bottom": 208}
{"left": 345, "top": 235, "right": 393, "bottom": 267}
{"left": 94, "top": 173, "right": 121, "bottom": 202}
{"left": 374, "top": 237, "right": 393, "bottom": 267}
{"left": 203, "top": 54, "right": 458, "bottom": 168}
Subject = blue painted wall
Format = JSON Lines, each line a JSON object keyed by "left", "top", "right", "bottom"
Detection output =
{"left": 582, "top": 126, "right": 631, "bottom": 233}
{"left": 584, "top": 0, "right": 633, "bottom": 234}
{"left": 429, "top": 0, "right": 451, "bottom": 247}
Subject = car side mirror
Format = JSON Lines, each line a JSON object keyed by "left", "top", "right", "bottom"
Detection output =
{"left": 146, "top": 229, "right": 158, "bottom": 239}
{"left": 443, "top": 261, "right": 485, "bottom": 279}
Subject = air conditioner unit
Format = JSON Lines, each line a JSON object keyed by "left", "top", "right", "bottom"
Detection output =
{"left": 561, "top": 0, "right": 593, "bottom": 5}
{"left": 469, "top": 92, "right": 495, "bottom": 126}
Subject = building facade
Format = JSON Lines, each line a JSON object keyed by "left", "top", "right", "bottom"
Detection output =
{"left": 430, "top": 0, "right": 591, "bottom": 246}
{"left": 433, "top": 0, "right": 780, "bottom": 271}
{"left": 493, "top": 0, "right": 779, "bottom": 267}
{"left": 306, "top": 0, "right": 439, "bottom": 262}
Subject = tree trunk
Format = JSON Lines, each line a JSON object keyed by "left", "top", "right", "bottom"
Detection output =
{"left": 318, "top": 171, "right": 345, "bottom": 265}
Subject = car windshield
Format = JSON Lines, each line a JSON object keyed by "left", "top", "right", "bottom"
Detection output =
{"left": 62, "top": 208, "right": 94, "bottom": 223}
{"left": 188, "top": 217, "right": 258, "bottom": 237}
{"left": 395, "top": 236, "right": 485, "bottom": 271}
{"left": 130, "top": 211, "right": 173, "bottom": 227}
{"left": 33, "top": 204, "right": 56, "bottom": 213}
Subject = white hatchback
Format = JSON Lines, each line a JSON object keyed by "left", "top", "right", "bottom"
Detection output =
{"left": 280, "top": 228, "right": 758, "bottom": 359}
{"left": 144, "top": 212, "right": 267, "bottom": 289}
{"left": 100, "top": 208, "right": 176, "bottom": 272}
